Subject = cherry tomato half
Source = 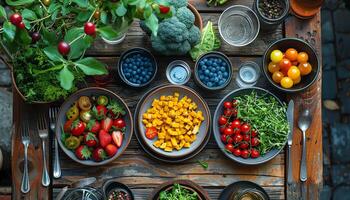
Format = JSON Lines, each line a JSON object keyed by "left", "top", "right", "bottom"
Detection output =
{"left": 145, "top": 127, "right": 158, "bottom": 139}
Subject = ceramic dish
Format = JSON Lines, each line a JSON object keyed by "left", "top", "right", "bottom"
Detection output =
{"left": 56, "top": 87, "right": 133, "bottom": 166}
{"left": 149, "top": 180, "right": 210, "bottom": 200}
{"left": 219, "top": 181, "right": 270, "bottom": 200}
{"left": 102, "top": 180, "right": 134, "bottom": 200}
{"left": 134, "top": 84, "right": 211, "bottom": 163}
{"left": 213, "top": 87, "right": 286, "bottom": 165}
{"left": 137, "top": 85, "right": 211, "bottom": 158}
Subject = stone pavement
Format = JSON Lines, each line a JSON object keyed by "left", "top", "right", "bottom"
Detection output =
{"left": 321, "top": 0, "right": 350, "bottom": 199}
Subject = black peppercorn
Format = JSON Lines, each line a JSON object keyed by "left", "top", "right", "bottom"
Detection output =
{"left": 258, "top": 0, "right": 284, "bottom": 19}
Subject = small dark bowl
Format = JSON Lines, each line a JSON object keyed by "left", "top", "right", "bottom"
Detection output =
{"left": 219, "top": 181, "right": 270, "bottom": 200}
{"left": 262, "top": 38, "right": 320, "bottom": 93}
{"left": 213, "top": 87, "right": 286, "bottom": 165}
{"left": 254, "top": 0, "right": 290, "bottom": 30}
{"left": 194, "top": 51, "right": 232, "bottom": 91}
{"left": 117, "top": 47, "right": 157, "bottom": 88}
{"left": 102, "top": 180, "right": 134, "bottom": 200}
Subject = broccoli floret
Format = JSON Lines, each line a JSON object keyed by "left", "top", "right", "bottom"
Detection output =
{"left": 172, "top": 40, "right": 191, "bottom": 55}
{"left": 176, "top": 7, "right": 195, "bottom": 29}
{"left": 151, "top": 34, "right": 168, "bottom": 53}
{"left": 158, "top": 17, "right": 189, "bottom": 43}
{"left": 188, "top": 25, "right": 201, "bottom": 46}
{"left": 139, "top": 20, "right": 152, "bottom": 35}
{"left": 168, "top": 0, "right": 188, "bottom": 9}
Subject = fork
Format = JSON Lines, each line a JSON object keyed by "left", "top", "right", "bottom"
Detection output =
{"left": 21, "top": 121, "right": 30, "bottom": 193}
{"left": 49, "top": 107, "right": 61, "bottom": 179}
{"left": 37, "top": 113, "right": 50, "bottom": 187}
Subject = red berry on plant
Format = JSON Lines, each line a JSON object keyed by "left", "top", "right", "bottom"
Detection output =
{"left": 221, "top": 134, "right": 228, "bottom": 143}
{"left": 31, "top": 32, "right": 41, "bottom": 43}
{"left": 251, "top": 130, "right": 258, "bottom": 137}
{"left": 241, "top": 149, "right": 250, "bottom": 159}
{"left": 243, "top": 134, "right": 250, "bottom": 142}
{"left": 10, "top": 13, "right": 22, "bottom": 26}
{"left": 251, "top": 137, "right": 260, "bottom": 147}
{"left": 231, "top": 119, "right": 241, "bottom": 129}
{"left": 223, "top": 101, "right": 232, "bottom": 109}
{"left": 239, "top": 141, "right": 249, "bottom": 149}
{"left": 84, "top": 22, "right": 96, "bottom": 35}
{"left": 240, "top": 123, "right": 250, "bottom": 134}
{"left": 58, "top": 41, "right": 70, "bottom": 55}
{"left": 218, "top": 116, "right": 227, "bottom": 126}
{"left": 219, "top": 126, "right": 226, "bottom": 134}
{"left": 224, "top": 127, "right": 234, "bottom": 135}
{"left": 232, "top": 148, "right": 241, "bottom": 157}
{"left": 233, "top": 134, "right": 243, "bottom": 143}
{"left": 251, "top": 149, "right": 260, "bottom": 158}
{"left": 17, "top": 22, "right": 25, "bottom": 29}
{"left": 225, "top": 144, "right": 235, "bottom": 153}
{"left": 159, "top": 5, "right": 170, "bottom": 14}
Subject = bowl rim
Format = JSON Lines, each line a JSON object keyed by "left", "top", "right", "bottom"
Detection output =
{"left": 137, "top": 84, "right": 211, "bottom": 158}
{"left": 117, "top": 47, "right": 158, "bottom": 88}
{"left": 56, "top": 87, "right": 134, "bottom": 166}
{"left": 194, "top": 51, "right": 233, "bottom": 90}
{"left": 213, "top": 86, "right": 287, "bottom": 165}
{"left": 218, "top": 5, "right": 260, "bottom": 47}
{"left": 262, "top": 37, "right": 320, "bottom": 93}
{"left": 255, "top": 0, "right": 290, "bottom": 22}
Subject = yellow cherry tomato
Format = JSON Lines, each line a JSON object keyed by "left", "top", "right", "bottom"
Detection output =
{"left": 287, "top": 66, "right": 301, "bottom": 80}
{"left": 272, "top": 71, "right": 284, "bottom": 83}
{"left": 293, "top": 76, "right": 301, "bottom": 84}
{"left": 281, "top": 77, "right": 294, "bottom": 88}
{"left": 298, "top": 62, "right": 312, "bottom": 76}
{"left": 268, "top": 62, "right": 280, "bottom": 73}
{"left": 270, "top": 50, "right": 284, "bottom": 63}
{"left": 297, "top": 52, "right": 309, "bottom": 63}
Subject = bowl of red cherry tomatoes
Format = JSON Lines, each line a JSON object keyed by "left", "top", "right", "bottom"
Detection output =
{"left": 262, "top": 38, "right": 320, "bottom": 92}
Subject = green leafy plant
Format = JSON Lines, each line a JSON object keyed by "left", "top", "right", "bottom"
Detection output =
{"left": 0, "top": 0, "right": 172, "bottom": 102}
{"left": 159, "top": 184, "right": 198, "bottom": 200}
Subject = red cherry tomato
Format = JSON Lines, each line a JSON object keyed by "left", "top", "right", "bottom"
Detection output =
{"left": 145, "top": 127, "right": 158, "bottom": 139}
{"left": 241, "top": 149, "right": 250, "bottom": 159}
{"left": 218, "top": 116, "right": 227, "bottom": 126}
{"left": 240, "top": 123, "right": 250, "bottom": 134}
{"left": 225, "top": 144, "right": 235, "bottom": 153}
{"left": 232, "top": 99, "right": 238, "bottom": 107}
{"left": 279, "top": 58, "right": 292, "bottom": 70}
{"left": 159, "top": 5, "right": 170, "bottom": 13}
{"left": 251, "top": 137, "right": 260, "bottom": 147}
{"left": 223, "top": 109, "right": 233, "bottom": 117}
{"left": 231, "top": 119, "right": 241, "bottom": 129}
{"left": 84, "top": 22, "right": 96, "bottom": 35}
{"left": 219, "top": 126, "right": 226, "bottom": 134}
{"left": 223, "top": 101, "right": 233, "bottom": 109}
{"left": 224, "top": 127, "right": 234, "bottom": 135}
{"left": 243, "top": 134, "right": 250, "bottom": 142}
{"left": 221, "top": 134, "right": 228, "bottom": 144}
{"left": 233, "top": 128, "right": 241, "bottom": 135}
{"left": 251, "top": 149, "right": 260, "bottom": 158}
{"left": 239, "top": 141, "right": 249, "bottom": 149}
{"left": 251, "top": 130, "right": 258, "bottom": 137}
{"left": 226, "top": 136, "right": 233, "bottom": 144}
{"left": 232, "top": 148, "right": 241, "bottom": 157}
{"left": 113, "top": 118, "right": 126, "bottom": 129}
{"left": 234, "top": 134, "right": 243, "bottom": 143}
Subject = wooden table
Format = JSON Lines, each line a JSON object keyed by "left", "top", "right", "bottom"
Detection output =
{"left": 9, "top": 0, "right": 323, "bottom": 199}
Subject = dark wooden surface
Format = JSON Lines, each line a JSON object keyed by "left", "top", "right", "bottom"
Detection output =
{"left": 9, "top": 0, "right": 322, "bottom": 199}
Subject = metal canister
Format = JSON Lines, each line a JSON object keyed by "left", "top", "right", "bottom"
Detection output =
{"left": 166, "top": 60, "right": 191, "bottom": 85}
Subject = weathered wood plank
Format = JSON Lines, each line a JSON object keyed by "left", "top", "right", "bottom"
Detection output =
{"left": 285, "top": 12, "right": 323, "bottom": 200}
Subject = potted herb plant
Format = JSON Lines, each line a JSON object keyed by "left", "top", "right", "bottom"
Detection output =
{"left": 0, "top": 0, "right": 172, "bottom": 103}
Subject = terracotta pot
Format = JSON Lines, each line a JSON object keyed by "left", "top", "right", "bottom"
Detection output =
{"left": 290, "top": 0, "right": 323, "bottom": 19}
{"left": 188, "top": 3, "right": 203, "bottom": 31}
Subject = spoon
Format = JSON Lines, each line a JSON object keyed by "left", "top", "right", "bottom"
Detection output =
{"left": 297, "top": 109, "right": 312, "bottom": 182}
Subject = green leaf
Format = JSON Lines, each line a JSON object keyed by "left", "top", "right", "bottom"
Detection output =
{"left": 22, "top": 19, "right": 31, "bottom": 29}
{"left": 145, "top": 13, "right": 158, "bottom": 36}
{"left": 59, "top": 66, "right": 74, "bottom": 90}
{"left": 75, "top": 57, "right": 108, "bottom": 75}
{"left": 76, "top": 10, "right": 93, "bottom": 22}
{"left": 22, "top": 9, "right": 37, "bottom": 20}
{"left": 128, "top": 0, "right": 140, "bottom": 5}
{"left": 97, "top": 26, "right": 119, "bottom": 40}
{"left": 64, "top": 28, "right": 84, "bottom": 43}
{"left": 0, "top": 6, "right": 7, "bottom": 20}
{"left": 18, "top": 29, "right": 31, "bottom": 45}
{"left": 5, "top": 0, "right": 34, "bottom": 6}
{"left": 72, "top": 0, "right": 89, "bottom": 8}
{"left": 3, "top": 22, "right": 16, "bottom": 42}
{"left": 68, "top": 36, "right": 93, "bottom": 60}
{"left": 43, "top": 46, "right": 64, "bottom": 62}
{"left": 48, "top": 3, "right": 60, "bottom": 14}
{"left": 197, "top": 160, "right": 208, "bottom": 169}
{"left": 100, "top": 11, "right": 108, "bottom": 24}
{"left": 42, "top": 29, "right": 57, "bottom": 45}
{"left": 116, "top": 1, "right": 127, "bottom": 17}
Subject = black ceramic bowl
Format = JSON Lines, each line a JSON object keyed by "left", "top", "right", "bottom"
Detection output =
{"left": 117, "top": 47, "right": 157, "bottom": 88}
{"left": 213, "top": 87, "right": 287, "bottom": 165}
{"left": 219, "top": 181, "right": 270, "bottom": 200}
{"left": 102, "top": 180, "right": 134, "bottom": 200}
{"left": 262, "top": 38, "right": 320, "bottom": 93}
{"left": 194, "top": 51, "right": 232, "bottom": 91}
{"left": 254, "top": 0, "right": 290, "bottom": 30}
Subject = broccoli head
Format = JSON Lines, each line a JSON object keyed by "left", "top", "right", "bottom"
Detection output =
{"left": 188, "top": 25, "right": 201, "bottom": 46}
{"left": 168, "top": 0, "right": 188, "bottom": 9}
{"left": 158, "top": 17, "right": 189, "bottom": 43}
{"left": 176, "top": 7, "right": 195, "bottom": 29}
{"left": 151, "top": 34, "right": 168, "bottom": 54}
{"left": 168, "top": 40, "right": 191, "bottom": 55}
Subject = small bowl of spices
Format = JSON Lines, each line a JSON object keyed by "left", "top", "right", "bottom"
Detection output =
{"left": 102, "top": 181, "right": 134, "bottom": 200}
{"left": 254, "top": 0, "right": 290, "bottom": 30}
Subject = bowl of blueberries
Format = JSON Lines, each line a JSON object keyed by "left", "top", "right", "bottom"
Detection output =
{"left": 194, "top": 51, "right": 232, "bottom": 90}
{"left": 118, "top": 47, "right": 157, "bottom": 87}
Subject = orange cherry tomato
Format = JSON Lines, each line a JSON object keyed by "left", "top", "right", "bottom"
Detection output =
{"left": 145, "top": 127, "right": 158, "bottom": 140}
{"left": 272, "top": 71, "right": 284, "bottom": 83}
{"left": 268, "top": 62, "right": 280, "bottom": 73}
{"left": 285, "top": 48, "right": 298, "bottom": 61}
{"left": 297, "top": 52, "right": 309, "bottom": 63}
{"left": 279, "top": 58, "right": 292, "bottom": 71}
{"left": 287, "top": 66, "right": 301, "bottom": 80}
{"left": 281, "top": 77, "right": 294, "bottom": 88}
{"left": 298, "top": 62, "right": 312, "bottom": 76}
{"left": 293, "top": 76, "right": 301, "bottom": 84}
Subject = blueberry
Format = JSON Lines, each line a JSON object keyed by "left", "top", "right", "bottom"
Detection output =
{"left": 209, "top": 72, "right": 214, "bottom": 77}
{"left": 199, "top": 75, "right": 205, "bottom": 80}
{"left": 125, "top": 72, "right": 131, "bottom": 78}
{"left": 223, "top": 72, "right": 229, "bottom": 78}
{"left": 210, "top": 67, "right": 216, "bottom": 72}
{"left": 136, "top": 53, "right": 141, "bottom": 57}
{"left": 131, "top": 78, "right": 136, "bottom": 83}
{"left": 145, "top": 75, "right": 151, "bottom": 80}
{"left": 213, "top": 63, "right": 218, "bottom": 67}
{"left": 141, "top": 71, "right": 147, "bottom": 76}
{"left": 137, "top": 58, "right": 142, "bottom": 62}
{"left": 207, "top": 82, "right": 213, "bottom": 87}
{"left": 148, "top": 71, "right": 153, "bottom": 75}
{"left": 204, "top": 77, "right": 209, "bottom": 82}
{"left": 220, "top": 67, "right": 226, "bottom": 72}
{"left": 198, "top": 69, "right": 203, "bottom": 75}
{"left": 204, "top": 70, "right": 210, "bottom": 75}
{"left": 201, "top": 65, "right": 207, "bottom": 70}
{"left": 214, "top": 77, "right": 219, "bottom": 82}
{"left": 208, "top": 61, "right": 213, "bottom": 66}
{"left": 219, "top": 80, "right": 225, "bottom": 85}
{"left": 132, "top": 65, "right": 137, "bottom": 70}
{"left": 199, "top": 61, "right": 205, "bottom": 66}
{"left": 137, "top": 69, "right": 141, "bottom": 73}
{"left": 131, "top": 71, "right": 136, "bottom": 75}
{"left": 218, "top": 74, "right": 223, "bottom": 79}
{"left": 222, "top": 62, "right": 227, "bottom": 66}
{"left": 203, "top": 58, "right": 208, "bottom": 63}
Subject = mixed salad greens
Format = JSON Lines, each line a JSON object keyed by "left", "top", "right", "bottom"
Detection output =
{"left": 159, "top": 184, "right": 198, "bottom": 200}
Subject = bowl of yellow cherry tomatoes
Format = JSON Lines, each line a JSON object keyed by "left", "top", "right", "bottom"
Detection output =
{"left": 262, "top": 38, "right": 320, "bottom": 92}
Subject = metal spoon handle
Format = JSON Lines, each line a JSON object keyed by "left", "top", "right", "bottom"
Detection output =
{"left": 41, "top": 140, "right": 50, "bottom": 186}
{"left": 21, "top": 144, "right": 30, "bottom": 193}
{"left": 53, "top": 138, "right": 61, "bottom": 178}
{"left": 300, "top": 130, "right": 307, "bottom": 182}
{"left": 287, "top": 145, "right": 293, "bottom": 184}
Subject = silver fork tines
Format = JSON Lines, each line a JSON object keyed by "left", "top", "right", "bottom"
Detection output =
{"left": 49, "top": 107, "right": 61, "bottom": 179}
{"left": 37, "top": 113, "right": 50, "bottom": 187}
{"left": 21, "top": 121, "right": 30, "bottom": 193}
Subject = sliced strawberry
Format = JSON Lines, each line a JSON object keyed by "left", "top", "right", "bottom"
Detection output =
{"left": 99, "top": 129, "right": 112, "bottom": 148}
{"left": 84, "top": 132, "right": 98, "bottom": 147}
{"left": 75, "top": 145, "right": 92, "bottom": 160}
{"left": 92, "top": 105, "right": 107, "bottom": 120}
{"left": 101, "top": 117, "right": 113, "bottom": 132}
{"left": 86, "top": 120, "right": 101, "bottom": 134}
{"left": 112, "top": 131, "right": 123, "bottom": 148}
{"left": 92, "top": 147, "right": 107, "bottom": 162}
{"left": 105, "top": 144, "right": 118, "bottom": 157}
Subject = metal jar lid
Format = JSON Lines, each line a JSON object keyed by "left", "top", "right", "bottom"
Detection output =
{"left": 166, "top": 60, "right": 191, "bottom": 85}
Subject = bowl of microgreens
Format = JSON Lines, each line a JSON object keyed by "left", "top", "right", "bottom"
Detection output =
{"left": 213, "top": 87, "right": 289, "bottom": 165}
